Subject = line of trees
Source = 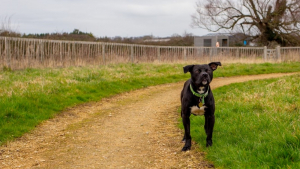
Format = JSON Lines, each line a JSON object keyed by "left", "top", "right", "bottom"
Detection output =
{"left": 1, "top": 26, "right": 194, "bottom": 46}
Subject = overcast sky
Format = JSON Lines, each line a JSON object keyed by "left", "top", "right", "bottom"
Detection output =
{"left": 1, "top": 0, "right": 210, "bottom": 38}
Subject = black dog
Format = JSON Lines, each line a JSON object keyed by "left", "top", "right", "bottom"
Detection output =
{"left": 180, "top": 62, "right": 221, "bottom": 151}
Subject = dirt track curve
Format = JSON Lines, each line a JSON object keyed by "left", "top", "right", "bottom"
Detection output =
{"left": 0, "top": 73, "right": 297, "bottom": 169}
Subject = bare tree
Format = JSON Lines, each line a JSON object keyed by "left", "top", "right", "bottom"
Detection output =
{"left": 191, "top": 0, "right": 300, "bottom": 46}
{"left": 0, "top": 16, "right": 20, "bottom": 37}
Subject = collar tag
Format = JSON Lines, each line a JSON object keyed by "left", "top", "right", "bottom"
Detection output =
{"left": 199, "top": 102, "right": 203, "bottom": 107}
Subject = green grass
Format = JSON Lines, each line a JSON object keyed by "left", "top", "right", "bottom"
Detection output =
{"left": 215, "top": 62, "right": 300, "bottom": 77}
{"left": 0, "top": 62, "right": 300, "bottom": 146}
{"left": 187, "top": 74, "right": 300, "bottom": 168}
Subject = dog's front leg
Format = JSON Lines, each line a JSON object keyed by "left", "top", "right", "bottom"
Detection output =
{"left": 204, "top": 114, "right": 215, "bottom": 147}
{"left": 182, "top": 113, "right": 191, "bottom": 151}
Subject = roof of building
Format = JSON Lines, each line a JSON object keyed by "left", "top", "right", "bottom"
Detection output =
{"left": 202, "top": 33, "right": 234, "bottom": 37}
{"left": 144, "top": 38, "right": 170, "bottom": 42}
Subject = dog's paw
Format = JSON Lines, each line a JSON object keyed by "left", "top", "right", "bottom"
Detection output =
{"left": 182, "top": 146, "right": 191, "bottom": 151}
{"left": 206, "top": 140, "right": 213, "bottom": 147}
{"left": 190, "top": 106, "right": 206, "bottom": 116}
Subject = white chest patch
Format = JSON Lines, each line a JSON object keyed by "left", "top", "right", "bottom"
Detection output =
{"left": 197, "top": 87, "right": 205, "bottom": 94}
{"left": 190, "top": 105, "right": 206, "bottom": 116}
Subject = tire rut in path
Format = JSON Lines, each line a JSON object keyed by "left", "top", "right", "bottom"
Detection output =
{"left": 0, "top": 73, "right": 297, "bottom": 169}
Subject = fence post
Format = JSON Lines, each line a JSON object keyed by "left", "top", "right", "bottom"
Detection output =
{"left": 209, "top": 48, "right": 213, "bottom": 62}
{"left": 39, "top": 40, "right": 43, "bottom": 64}
{"left": 4, "top": 37, "right": 7, "bottom": 68}
{"left": 276, "top": 46, "right": 281, "bottom": 62}
{"left": 72, "top": 42, "right": 75, "bottom": 65}
{"left": 236, "top": 48, "right": 239, "bottom": 59}
{"left": 184, "top": 48, "right": 187, "bottom": 61}
{"left": 59, "top": 42, "right": 62, "bottom": 66}
{"left": 157, "top": 47, "right": 160, "bottom": 62}
{"left": 5, "top": 37, "right": 11, "bottom": 69}
{"left": 263, "top": 46, "right": 267, "bottom": 62}
{"left": 102, "top": 44, "right": 105, "bottom": 65}
{"left": 131, "top": 45, "right": 134, "bottom": 63}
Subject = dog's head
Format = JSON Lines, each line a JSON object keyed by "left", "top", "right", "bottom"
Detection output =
{"left": 183, "top": 62, "right": 221, "bottom": 88}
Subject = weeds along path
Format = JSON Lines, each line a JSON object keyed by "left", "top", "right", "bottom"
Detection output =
{"left": 0, "top": 73, "right": 297, "bottom": 169}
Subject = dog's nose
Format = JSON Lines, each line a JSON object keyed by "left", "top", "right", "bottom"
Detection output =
{"left": 203, "top": 73, "right": 208, "bottom": 77}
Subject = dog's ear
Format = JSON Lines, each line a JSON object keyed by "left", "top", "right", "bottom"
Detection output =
{"left": 183, "top": 65, "right": 194, "bottom": 73}
{"left": 209, "top": 62, "right": 221, "bottom": 71}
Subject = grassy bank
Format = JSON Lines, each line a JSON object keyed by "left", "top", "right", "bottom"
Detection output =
{"left": 1, "top": 62, "right": 300, "bottom": 145}
{"left": 188, "top": 74, "right": 300, "bottom": 168}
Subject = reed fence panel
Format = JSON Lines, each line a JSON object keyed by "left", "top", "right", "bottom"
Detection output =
{"left": 281, "top": 47, "right": 300, "bottom": 62}
{"left": 0, "top": 37, "right": 299, "bottom": 70}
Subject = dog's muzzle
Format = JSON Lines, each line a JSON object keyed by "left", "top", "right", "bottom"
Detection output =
{"left": 200, "top": 73, "right": 210, "bottom": 85}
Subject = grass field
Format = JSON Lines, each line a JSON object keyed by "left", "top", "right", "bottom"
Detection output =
{"left": 0, "top": 62, "right": 300, "bottom": 149}
{"left": 188, "top": 74, "right": 300, "bottom": 168}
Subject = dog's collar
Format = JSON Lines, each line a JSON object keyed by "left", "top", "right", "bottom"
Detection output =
{"left": 189, "top": 84, "right": 209, "bottom": 104}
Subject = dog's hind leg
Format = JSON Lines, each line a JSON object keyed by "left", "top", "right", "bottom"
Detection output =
{"left": 204, "top": 114, "right": 215, "bottom": 147}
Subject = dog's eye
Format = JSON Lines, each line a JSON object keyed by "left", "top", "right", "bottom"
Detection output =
{"left": 195, "top": 70, "right": 200, "bottom": 73}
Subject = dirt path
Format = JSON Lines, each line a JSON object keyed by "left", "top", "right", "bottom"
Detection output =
{"left": 0, "top": 73, "right": 297, "bottom": 169}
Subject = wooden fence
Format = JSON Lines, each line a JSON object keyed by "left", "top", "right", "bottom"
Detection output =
{"left": 0, "top": 37, "right": 299, "bottom": 70}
